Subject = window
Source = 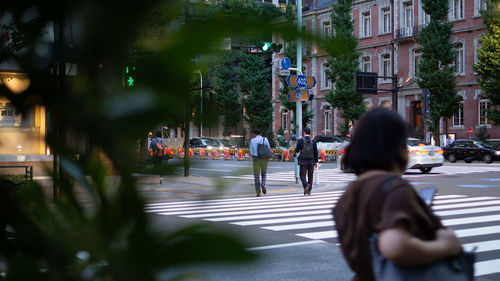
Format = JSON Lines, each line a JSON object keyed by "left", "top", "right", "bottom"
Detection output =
{"left": 323, "top": 106, "right": 332, "bottom": 132}
{"left": 475, "top": 0, "right": 488, "bottom": 16}
{"left": 412, "top": 48, "right": 422, "bottom": 77}
{"left": 418, "top": 0, "right": 430, "bottom": 25}
{"left": 282, "top": 109, "right": 289, "bottom": 131}
{"left": 322, "top": 63, "right": 331, "bottom": 89}
{"left": 380, "top": 7, "right": 391, "bottom": 34}
{"left": 479, "top": 98, "right": 490, "bottom": 125}
{"left": 474, "top": 37, "right": 481, "bottom": 66}
{"left": 380, "top": 53, "right": 392, "bottom": 82}
{"left": 449, "top": 0, "right": 464, "bottom": 21}
{"left": 361, "top": 56, "right": 371, "bottom": 72}
{"left": 453, "top": 42, "right": 465, "bottom": 75}
{"left": 452, "top": 102, "right": 464, "bottom": 127}
{"left": 361, "top": 11, "right": 371, "bottom": 37}
{"left": 403, "top": 2, "right": 413, "bottom": 28}
{"left": 322, "top": 21, "right": 331, "bottom": 41}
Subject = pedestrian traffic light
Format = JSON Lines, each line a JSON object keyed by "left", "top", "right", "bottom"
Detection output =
{"left": 124, "top": 65, "right": 136, "bottom": 87}
{"left": 262, "top": 42, "right": 283, "bottom": 53}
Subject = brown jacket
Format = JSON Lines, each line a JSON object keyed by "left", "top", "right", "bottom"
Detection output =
{"left": 333, "top": 172, "right": 441, "bottom": 281}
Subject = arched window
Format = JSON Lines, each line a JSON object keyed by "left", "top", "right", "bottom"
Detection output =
{"left": 379, "top": 53, "right": 392, "bottom": 83}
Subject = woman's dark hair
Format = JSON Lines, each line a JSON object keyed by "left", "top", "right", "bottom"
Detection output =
{"left": 155, "top": 130, "right": 162, "bottom": 137}
{"left": 342, "top": 108, "right": 410, "bottom": 175}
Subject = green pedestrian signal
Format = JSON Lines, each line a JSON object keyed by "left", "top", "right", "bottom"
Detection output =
{"left": 262, "top": 42, "right": 282, "bottom": 53}
{"left": 124, "top": 65, "right": 136, "bottom": 87}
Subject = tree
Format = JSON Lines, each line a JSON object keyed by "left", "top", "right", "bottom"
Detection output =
{"left": 324, "top": 0, "right": 365, "bottom": 136}
{"left": 212, "top": 51, "right": 242, "bottom": 135}
{"left": 418, "top": 0, "right": 461, "bottom": 145}
{"left": 238, "top": 52, "right": 273, "bottom": 133}
{"left": 474, "top": 0, "right": 500, "bottom": 125}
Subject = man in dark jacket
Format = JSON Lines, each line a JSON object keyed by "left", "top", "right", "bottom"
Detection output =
{"left": 294, "top": 127, "right": 318, "bottom": 195}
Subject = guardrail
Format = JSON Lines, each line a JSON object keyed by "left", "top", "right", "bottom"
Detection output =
{"left": 170, "top": 148, "right": 338, "bottom": 162}
{"left": 0, "top": 165, "right": 33, "bottom": 183}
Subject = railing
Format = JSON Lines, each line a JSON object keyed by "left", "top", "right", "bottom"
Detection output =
{"left": 0, "top": 165, "right": 33, "bottom": 183}
{"left": 395, "top": 25, "right": 425, "bottom": 41}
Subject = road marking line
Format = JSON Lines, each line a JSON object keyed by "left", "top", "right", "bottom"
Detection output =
{"left": 178, "top": 204, "right": 335, "bottom": 218}
{"left": 442, "top": 214, "right": 500, "bottom": 226}
{"left": 475, "top": 259, "right": 500, "bottom": 277}
{"left": 262, "top": 221, "right": 334, "bottom": 231}
{"left": 436, "top": 206, "right": 500, "bottom": 217}
{"left": 247, "top": 240, "right": 327, "bottom": 251}
{"left": 145, "top": 194, "right": 342, "bottom": 211}
{"left": 458, "top": 185, "right": 500, "bottom": 188}
{"left": 463, "top": 239, "right": 500, "bottom": 253}
{"left": 296, "top": 230, "right": 337, "bottom": 240}
{"left": 159, "top": 200, "right": 338, "bottom": 216}
{"left": 455, "top": 225, "right": 500, "bottom": 238}
{"left": 208, "top": 209, "right": 332, "bottom": 222}
{"left": 432, "top": 196, "right": 497, "bottom": 205}
{"left": 232, "top": 214, "right": 333, "bottom": 226}
{"left": 146, "top": 190, "right": 344, "bottom": 207}
{"left": 432, "top": 200, "right": 500, "bottom": 210}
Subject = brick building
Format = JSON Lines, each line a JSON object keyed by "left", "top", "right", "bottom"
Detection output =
{"left": 272, "top": 0, "right": 499, "bottom": 143}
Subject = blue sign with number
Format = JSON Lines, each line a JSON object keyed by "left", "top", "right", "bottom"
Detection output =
{"left": 296, "top": 75, "right": 307, "bottom": 88}
{"left": 281, "top": 57, "right": 291, "bottom": 70}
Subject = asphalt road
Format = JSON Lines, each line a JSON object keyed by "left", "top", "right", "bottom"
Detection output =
{"left": 144, "top": 159, "right": 500, "bottom": 281}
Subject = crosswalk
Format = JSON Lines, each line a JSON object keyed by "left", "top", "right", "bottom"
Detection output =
{"left": 146, "top": 191, "right": 500, "bottom": 278}
{"left": 222, "top": 165, "right": 500, "bottom": 185}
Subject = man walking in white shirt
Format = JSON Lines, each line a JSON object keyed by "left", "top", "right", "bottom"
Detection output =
{"left": 249, "top": 128, "right": 271, "bottom": 197}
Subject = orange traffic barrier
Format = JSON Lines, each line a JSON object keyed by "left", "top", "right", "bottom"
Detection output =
{"left": 212, "top": 148, "right": 217, "bottom": 160}
{"left": 284, "top": 149, "right": 289, "bottom": 161}
{"left": 225, "top": 149, "right": 230, "bottom": 160}
{"left": 200, "top": 148, "right": 205, "bottom": 159}
{"left": 189, "top": 148, "right": 193, "bottom": 158}
{"left": 320, "top": 149, "right": 325, "bottom": 162}
{"left": 238, "top": 149, "right": 243, "bottom": 161}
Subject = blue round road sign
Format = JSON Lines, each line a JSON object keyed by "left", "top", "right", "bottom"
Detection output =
{"left": 281, "top": 57, "right": 291, "bottom": 70}
{"left": 296, "top": 75, "right": 307, "bottom": 88}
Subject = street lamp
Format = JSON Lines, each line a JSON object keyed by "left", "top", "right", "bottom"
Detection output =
{"left": 195, "top": 70, "right": 203, "bottom": 137}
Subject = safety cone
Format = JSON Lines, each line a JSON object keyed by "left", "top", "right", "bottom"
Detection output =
{"left": 320, "top": 149, "right": 325, "bottom": 162}
{"left": 225, "top": 149, "right": 230, "bottom": 160}
{"left": 189, "top": 148, "right": 193, "bottom": 158}
{"left": 212, "top": 148, "right": 217, "bottom": 160}
{"left": 284, "top": 149, "right": 289, "bottom": 161}
{"left": 200, "top": 148, "right": 205, "bottom": 159}
{"left": 238, "top": 149, "right": 243, "bottom": 161}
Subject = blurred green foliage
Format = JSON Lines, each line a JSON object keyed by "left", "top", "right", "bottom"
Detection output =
{"left": 0, "top": 0, "right": 346, "bottom": 279}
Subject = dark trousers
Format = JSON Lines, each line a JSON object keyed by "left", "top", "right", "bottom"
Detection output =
{"left": 299, "top": 164, "right": 314, "bottom": 190}
{"left": 252, "top": 158, "right": 268, "bottom": 194}
{"left": 152, "top": 156, "right": 164, "bottom": 177}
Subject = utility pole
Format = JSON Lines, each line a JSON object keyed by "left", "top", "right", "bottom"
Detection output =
{"left": 296, "top": 0, "right": 302, "bottom": 138}
{"left": 183, "top": 0, "right": 191, "bottom": 177}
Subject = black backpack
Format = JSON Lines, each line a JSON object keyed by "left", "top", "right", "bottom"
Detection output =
{"left": 301, "top": 137, "right": 314, "bottom": 159}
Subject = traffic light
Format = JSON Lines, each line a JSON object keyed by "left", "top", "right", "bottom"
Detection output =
{"left": 355, "top": 72, "right": 377, "bottom": 95}
{"left": 262, "top": 42, "right": 283, "bottom": 53}
{"left": 124, "top": 65, "right": 136, "bottom": 87}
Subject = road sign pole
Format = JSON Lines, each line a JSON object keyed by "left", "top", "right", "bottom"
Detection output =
{"left": 296, "top": 0, "right": 302, "bottom": 138}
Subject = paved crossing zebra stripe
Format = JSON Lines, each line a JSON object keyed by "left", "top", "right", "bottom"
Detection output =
{"left": 209, "top": 209, "right": 332, "bottom": 222}
{"left": 464, "top": 239, "right": 500, "bottom": 253}
{"left": 233, "top": 214, "right": 333, "bottom": 226}
{"left": 435, "top": 206, "right": 500, "bottom": 217}
{"left": 475, "top": 259, "right": 500, "bottom": 277}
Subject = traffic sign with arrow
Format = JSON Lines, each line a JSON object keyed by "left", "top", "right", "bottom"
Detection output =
{"left": 286, "top": 75, "right": 316, "bottom": 88}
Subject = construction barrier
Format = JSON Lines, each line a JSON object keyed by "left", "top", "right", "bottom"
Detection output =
{"left": 225, "top": 149, "right": 230, "bottom": 160}
{"left": 212, "top": 148, "right": 217, "bottom": 160}
{"left": 320, "top": 149, "right": 325, "bottom": 162}
{"left": 284, "top": 149, "right": 289, "bottom": 161}
{"left": 238, "top": 149, "right": 243, "bottom": 161}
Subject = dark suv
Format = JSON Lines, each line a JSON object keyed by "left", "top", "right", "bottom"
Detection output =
{"left": 443, "top": 139, "right": 500, "bottom": 163}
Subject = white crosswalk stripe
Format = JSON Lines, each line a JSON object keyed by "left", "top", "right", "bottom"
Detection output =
{"left": 222, "top": 165, "right": 500, "bottom": 185}
{"left": 146, "top": 192, "right": 500, "bottom": 278}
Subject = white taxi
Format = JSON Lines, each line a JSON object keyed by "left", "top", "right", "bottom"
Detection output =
{"left": 406, "top": 138, "right": 444, "bottom": 173}
{"left": 337, "top": 138, "right": 444, "bottom": 173}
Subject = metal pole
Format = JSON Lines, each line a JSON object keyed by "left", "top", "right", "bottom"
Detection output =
{"left": 198, "top": 70, "right": 203, "bottom": 137}
{"left": 296, "top": 0, "right": 302, "bottom": 138}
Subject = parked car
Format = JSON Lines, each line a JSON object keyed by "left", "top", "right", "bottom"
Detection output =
{"left": 443, "top": 139, "right": 500, "bottom": 164}
{"left": 218, "top": 139, "right": 237, "bottom": 149}
{"left": 313, "top": 135, "right": 347, "bottom": 151}
{"left": 337, "top": 138, "right": 444, "bottom": 173}
{"left": 189, "top": 137, "right": 223, "bottom": 150}
{"left": 406, "top": 138, "right": 444, "bottom": 173}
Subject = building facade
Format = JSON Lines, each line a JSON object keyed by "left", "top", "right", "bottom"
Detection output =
{"left": 272, "top": 0, "right": 499, "bottom": 142}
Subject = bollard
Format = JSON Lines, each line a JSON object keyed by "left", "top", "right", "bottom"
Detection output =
{"left": 238, "top": 148, "right": 243, "bottom": 161}
{"left": 225, "top": 149, "right": 230, "bottom": 160}
{"left": 320, "top": 149, "right": 325, "bottom": 162}
{"left": 284, "top": 149, "right": 289, "bottom": 161}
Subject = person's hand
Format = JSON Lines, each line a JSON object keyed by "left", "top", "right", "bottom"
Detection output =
{"left": 436, "top": 228, "right": 462, "bottom": 256}
{"left": 314, "top": 163, "right": 318, "bottom": 168}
